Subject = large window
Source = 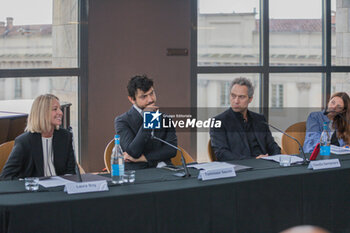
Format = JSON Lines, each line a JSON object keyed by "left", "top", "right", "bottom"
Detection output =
{"left": 332, "top": 1, "right": 350, "bottom": 66}
{"left": 269, "top": 0, "right": 323, "bottom": 66}
{"left": 271, "top": 84, "right": 283, "bottom": 108}
{"left": 198, "top": 0, "right": 260, "bottom": 66}
{"left": 195, "top": 0, "right": 350, "bottom": 162}
{"left": 198, "top": 73, "right": 260, "bottom": 108}
{"left": 0, "top": 0, "right": 78, "bottom": 69}
{"left": 332, "top": 73, "right": 350, "bottom": 93}
{"left": 0, "top": 0, "right": 86, "bottom": 161}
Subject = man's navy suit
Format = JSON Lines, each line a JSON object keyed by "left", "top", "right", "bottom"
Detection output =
{"left": 115, "top": 107, "right": 177, "bottom": 170}
{"left": 210, "top": 108, "right": 281, "bottom": 161}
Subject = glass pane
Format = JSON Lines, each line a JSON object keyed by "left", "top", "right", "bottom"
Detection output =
{"left": 197, "top": 73, "right": 260, "bottom": 162}
{"left": 198, "top": 0, "right": 260, "bottom": 66}
{"left": 0, "top": 76, "right": 79, "bottom": 156}
{"left": 198, "top": 73, "right": 260, "bottom": 107}
{"left": 331, "top": 73, "right": 350, "bottom": 93}
{"left": 268, "top": 73, "right": 323, "bottom": 147}
{"left": 269, "top": 0, "right": 322, "bottom": 66}
{"left": 332, "top": 0, "right": 350, "bottom": 65}
{"left": 0, "top": 0, "right": 78, "bottom": 69}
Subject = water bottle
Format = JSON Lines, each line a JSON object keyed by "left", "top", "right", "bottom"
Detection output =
{"left": 320, "top": 122, "right": 331, "bottom": 158}
{"left": 111, "top": 135, "right": 124, "bottom": 184}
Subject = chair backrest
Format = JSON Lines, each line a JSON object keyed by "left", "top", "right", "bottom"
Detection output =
{"left": 281, "top": 121, "right": 306, "bottom": 155}
{"left": 104, "top": 139, "right": 114, "bottom": 173}
{"left": 171, "top": 146, "right": 195, "bottom": 166}
{"left": 0, "top": 140, "right": 15, "bottom": 173}
{"left": 0, "top": 115, "right": 27, "bottom": 145}
{"left": 207, "top": 139, "right": 217, "bottom": 161}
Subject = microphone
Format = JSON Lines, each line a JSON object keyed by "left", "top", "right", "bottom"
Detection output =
{"left": 323, "top": 107, "right": 338, "bottom": 116}
{"left": 323, "top": 109, "right": 330, "bottom": 116}
{"left": 323, "top": 108, "right": 349, "bottom": 126}
{"left": 68, "top": 127, "right": 83, "bottom": 182}
{"left": 150, "top": 132, "right": 191, "bottom": 178}
{"left": 264, "top": 122, "right": 308, "bottom": 165}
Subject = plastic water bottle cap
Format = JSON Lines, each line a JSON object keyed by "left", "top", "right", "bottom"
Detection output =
{"left": 114, "top": 135, "right": 120, "bottom": 145}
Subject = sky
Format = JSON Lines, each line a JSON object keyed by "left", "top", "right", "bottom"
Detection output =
{"left": 0, "top": 0, "right": 52, "bottom": 25}
{"left": 0, "top": 0, "right": 337, "bottom": 25}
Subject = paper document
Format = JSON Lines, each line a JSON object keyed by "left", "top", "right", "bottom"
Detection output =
{"left": 62, "top": 173, "right": 111, "bottom": 182}
{"left": 188, "top": 162, "right": 252, "bottom": 172}
{"left": 189, "top": 162, "right": 236, "bottom": 180}
{"left": 331, "top": 145, "right": 350, "bottom": 155}
{"left": 38, "top": 176, "right": 76, "bottom": 188}
{"left": 188, "top": 162, "right": 235, "bottom": 170}
{"left": 261, "top": 154, "right": 303, "bottom": 164}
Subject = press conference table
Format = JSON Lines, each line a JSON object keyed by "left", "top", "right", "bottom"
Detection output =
{"left": 1, "top": 155, "right": 350, "bottom": 233}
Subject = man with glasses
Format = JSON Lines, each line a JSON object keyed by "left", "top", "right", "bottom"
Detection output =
{"left": 114, "top": 75, "right": 177, "bottom": 170}
{"left": 210, "top": 77, "right": 280, "bottom": 161}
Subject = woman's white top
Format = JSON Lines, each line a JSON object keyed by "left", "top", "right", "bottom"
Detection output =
{"left": 41, "top": 136, "right": 57, "bottom": 177}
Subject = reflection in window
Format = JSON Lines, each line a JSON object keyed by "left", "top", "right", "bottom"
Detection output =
{"left": 0, "top": 0, "right": 78, "bottom": 69}
{"left": 269, "top": 0, "right": 323, "bottom": 66}
{"left": 0, "top": 79, "right": 4, "bottom": 99}
{"left": 198, "top": 74, "right": 260, "bottom": 108}
{"left": 269, "top": 74, "right": 321, "bottom": 108}
{"left": 331, "top": 73, "right": 350, "bottom": 93}
{"left": 332, "top": 0, "right": 350, "bottom": 66}
{"left": 271, "top": 84, "right": 283, "bottom": 108}
{"left": 14, "top": 79, "right": 22, "bottom": 98}
{"left": 0, "top": 76, "right": 78, "bottom": 156}
{"left": 198, "top": 0, "right": 260, "bottom": 66}
{"left": 30, "top": 78, "right": 40, "bottom": 96}
{"left": 197, "top": 0, "right": 350, "bottom": 161}
{"left": 220, "top": 81, "right": 230, "bottom": 107}
{"left": 0, "top": 0, "right": 80, "bottom": 160}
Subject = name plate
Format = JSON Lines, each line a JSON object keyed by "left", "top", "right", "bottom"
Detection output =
{"left": 64, "top": 180, "right": 109, "bottom": 194}
{"left": 198, "top": 166, "right": 236, "bottom": 181}
{"left": 307, "top": 159, "right": 341, "bottom": 170}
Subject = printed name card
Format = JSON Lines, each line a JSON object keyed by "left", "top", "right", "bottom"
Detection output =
{"left": 198, "top": 165, "right": 236, "bottom": 181}
{"left": 307, "top": 159, "right": 341, "bottom": 170}
{"left": 64, "top": 180, "right": 109, "bottom": 194}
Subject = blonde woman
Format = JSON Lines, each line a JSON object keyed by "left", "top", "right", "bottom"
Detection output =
{"left": 0, "top": 94, "right": 76, "bottom": 179}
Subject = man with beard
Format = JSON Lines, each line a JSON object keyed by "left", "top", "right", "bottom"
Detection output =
{"left": 114, "top": 75, "right": 177, "bottom": 170}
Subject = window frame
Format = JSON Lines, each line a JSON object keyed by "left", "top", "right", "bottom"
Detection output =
{"left": 0, "top": 0, "right": 88, "bottom": 163}
{"left": 192, "top": 0, "right": 350, "bottom": 153}
{"left": 193, "top": 0, "right": 349, "bottom": 119}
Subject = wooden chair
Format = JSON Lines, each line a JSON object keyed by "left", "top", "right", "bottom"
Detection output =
{"left": 104, "top": 139, "right": 114, "bottom": 173}
{"left": 0, "top": 119, "right": 10, "bottom": 145}
{"left": 281, "top": 121, "right": 306, "bottom": 155}
{"left": 207, "top": 139, "right": 217, "bottom": 161}
{"left": 0, "top": 140, "right": 14, "bottom": 173}
{"left": 103, "top": 138, "right": 194, "bottom": 171}
{"left": 171, "top": 146, "right": 195, "bottom": 166}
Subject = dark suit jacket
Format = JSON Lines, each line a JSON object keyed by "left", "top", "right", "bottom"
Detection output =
{"left": 114, "top": 107, "right": 177, "bottom": 170}
{"left": 0, "top": 129, "right": 76, "bottom": 179}
{"left": 210, "top": 108, "right": 281, "bottom": 161}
